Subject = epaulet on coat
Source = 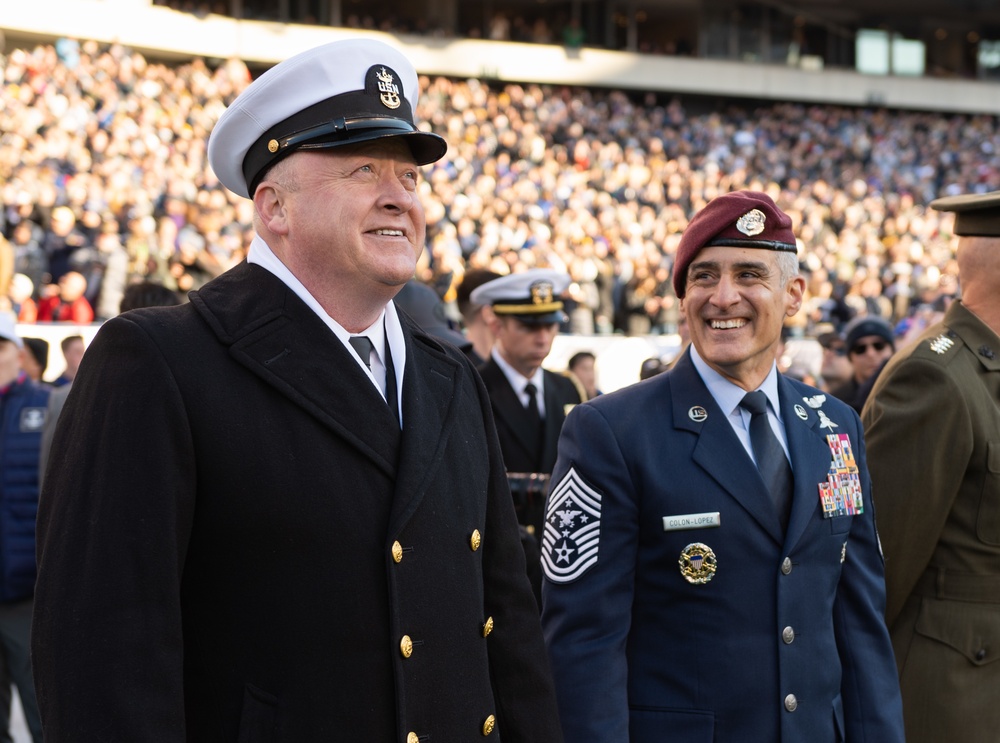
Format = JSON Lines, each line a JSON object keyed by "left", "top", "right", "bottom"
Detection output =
{"left": 906, "top": 328, "right": 962, "bottom": 364}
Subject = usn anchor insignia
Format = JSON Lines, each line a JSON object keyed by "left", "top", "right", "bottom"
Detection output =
{"left": 376, "top": 67, "right": 401, "bottom": 109}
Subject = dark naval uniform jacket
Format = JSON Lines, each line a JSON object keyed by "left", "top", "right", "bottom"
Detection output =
{"left": 541, "top": 349, "right": 904, "bottom": 743}
{"left": 478, "top": 358, "right": 582, "bottom": 530}
{"left": 478, "top": 358, "right": 582, "bottom": 476}
{"left": 32, "top": 263, "right": 562, "bottom": 743}
{"left": 862, "top": 300, "right": 1000, "bottom": 743}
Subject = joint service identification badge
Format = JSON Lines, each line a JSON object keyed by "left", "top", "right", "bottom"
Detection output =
{"left": 679, "top": 542, "right": 717, "bottom": 584}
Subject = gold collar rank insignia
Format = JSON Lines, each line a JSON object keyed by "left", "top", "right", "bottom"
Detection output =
{"left": 736, "top": 208, "right": 766, "bottom": 237}
{"left": 679, "top": 542, "right": 717, "bottom": 585}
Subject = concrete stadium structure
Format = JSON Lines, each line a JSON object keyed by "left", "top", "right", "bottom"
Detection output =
{"left": 1, "top": 0, "right": 999, "bottom": 114}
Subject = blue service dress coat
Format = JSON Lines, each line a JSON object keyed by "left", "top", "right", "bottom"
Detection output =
{"left": 31, "top": 263, "right": 562, "bottom": 743}
{"left": 540, "top": 349, "right": 904, "bottom": 742}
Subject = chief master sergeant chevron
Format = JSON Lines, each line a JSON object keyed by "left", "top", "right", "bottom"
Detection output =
{"left": 540, "top": 190, "right": 905, "bottom": 742}
{"left": 31, "top": 38, "right": 561, "bottom": 742}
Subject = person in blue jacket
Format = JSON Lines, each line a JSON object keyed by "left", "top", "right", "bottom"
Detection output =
{"left": 0, "top": 312, "right": 46, "bottom": 742}
{"left": 541, "top": 191, "right": 905, "bottom": 742}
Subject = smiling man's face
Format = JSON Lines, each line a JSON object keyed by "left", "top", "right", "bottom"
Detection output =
{"left": 681, "top": 245, "right": 804, "bottom": 390}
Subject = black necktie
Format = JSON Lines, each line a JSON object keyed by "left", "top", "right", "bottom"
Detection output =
{"left": 349, "top": 335, "right": 398, "bottom": 422}
{"left": 740, "top": 391, "right": 794, "bottom": 531}
{"left": 524, "top": 382, "right": 541, "bottom": 422}
{"left": 348, "top": 336, "right": 374, "bottom": 370}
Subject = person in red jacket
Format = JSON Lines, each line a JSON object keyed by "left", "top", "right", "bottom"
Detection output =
{"left": 37, "top": 271, "right": 94, "bottom": 324}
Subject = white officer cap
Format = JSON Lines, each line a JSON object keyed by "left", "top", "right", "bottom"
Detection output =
{"left": 470, "top": 268, "right": 571, "bottom": 325}
{"left": 0, "top": 312, "right": 22, "bottom": 349}
{"left": 208, "top": 38, "right": 447, "bottom": 199}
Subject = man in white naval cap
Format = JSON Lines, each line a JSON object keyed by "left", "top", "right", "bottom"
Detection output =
{"left": 32, "top": 39, "right": 562, "bottom": 743}
{"left": 471, "top": 269, "right": 584, "bottom": 605}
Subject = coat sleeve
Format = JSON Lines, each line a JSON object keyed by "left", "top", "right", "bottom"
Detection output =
{"left": 861, "top": 356, "right": 970, "bottom": 624}
{"left": 833, "top": 412, "right": 906, "bottom": 742}
{"left": 32, "top": 316, "right": 195, "bottom": 741}
{"left": 540, "top": 402, "right": 638, "bottom": 743}
{"left": 472, "top": 361, "right": 564, "bottom": 743}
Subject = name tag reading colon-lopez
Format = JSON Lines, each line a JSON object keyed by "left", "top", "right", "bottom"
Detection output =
{"left": 662, "top": 512, "right": 721, "bottom": 531}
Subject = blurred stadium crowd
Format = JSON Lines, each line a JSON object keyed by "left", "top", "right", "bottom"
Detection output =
{"left": 2, "top": 37, "right": 999, "bottom": 342}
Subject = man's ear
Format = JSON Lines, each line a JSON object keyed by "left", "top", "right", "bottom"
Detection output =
{"left": 785, "top": 275, "right": 806, "bottom": 317}
{"left": 253, "top": 182, "right": 289, "bottom": 236}
{"left": 482, "top": 306, "right": 501, "bottom": 334}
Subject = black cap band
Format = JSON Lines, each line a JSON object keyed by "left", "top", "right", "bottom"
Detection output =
{"left": 704, "top": 237, "right": 798, "bottom": 252}
{"left": 241, "top": 81, "right": 446, "bottom": 195}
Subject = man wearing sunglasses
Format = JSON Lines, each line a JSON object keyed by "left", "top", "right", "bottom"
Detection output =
{"left": 829, "top": 316, "right": 895, "bottom": 413}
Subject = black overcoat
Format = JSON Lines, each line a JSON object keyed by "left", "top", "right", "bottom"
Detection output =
{"left": 32, "top": 263, "right": 562, "bottom": 742}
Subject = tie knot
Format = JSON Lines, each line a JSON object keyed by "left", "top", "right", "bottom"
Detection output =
{"left": 740, "top": 390, "right": 769, "bottom": 417}
{"left": 524, "top": 382, "right": 537, "bottom": 397}
{"left": 348, "top": 335, "right": 374, "bottom": 368}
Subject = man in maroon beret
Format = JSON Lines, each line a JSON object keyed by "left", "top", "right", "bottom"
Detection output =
{"left": 542, "top": 191, "right": 904, "bottom": 742}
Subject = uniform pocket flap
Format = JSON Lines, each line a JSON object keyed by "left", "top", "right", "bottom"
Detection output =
{"left": 915, "top": 598, "right": 1000, "bottom": 666}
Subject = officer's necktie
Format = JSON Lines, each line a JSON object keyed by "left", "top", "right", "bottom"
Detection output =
{"left": 523, "top": 382, "right": 543, "bottom": 470}
{"left": 740, "top": 390, "right": 794, "bottom": 531}
{"left": 524, "top": 382, "right": 541, "bottom": 422}
{"left": 348, "top": 336, "right": 374, "bottom": 370}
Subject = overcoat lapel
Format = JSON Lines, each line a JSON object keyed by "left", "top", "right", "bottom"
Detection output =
{"left": 190, "top": 263, "right": 401, "bottom": 476}
{"left": 780, "top": 380, "right": 842, "bottom": 547}
{"left": 388, "top": 327, "right": 465, "bottom": 532}
{"left": 669, "top": 352, "right": 783, "bottom": 544}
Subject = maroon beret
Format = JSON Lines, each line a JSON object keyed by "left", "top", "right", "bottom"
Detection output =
{"left": 672, "top": 191, "right": 797, "bottom": 298}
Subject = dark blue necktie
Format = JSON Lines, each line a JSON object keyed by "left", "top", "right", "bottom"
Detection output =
{"left": 740, "top": 391, "right": 794, "bottom": 531}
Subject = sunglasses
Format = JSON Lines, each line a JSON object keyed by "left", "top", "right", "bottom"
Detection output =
{"left": 850, "top": 340, "right": 889, "bottom": 355}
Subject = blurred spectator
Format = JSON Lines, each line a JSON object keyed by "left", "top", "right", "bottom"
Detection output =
{"left": 0, "top": 312, "right": 47, "bottom": 742}
{"left": 40, "top": 207, "right": 87, "bottom": 285}
{"left": 7, "top": 275, "right": 38, "bottom": 323}
{"left": 92, "top": 222, "right": 130, "bottom": 320}
{"left": 455, "top": 269, "right": 502, "bottom": 364}
{"left": 37, "top": 272, "right": 94, "bottom": 324}
{"left": 561, "top": 18, "right": 586, "bottom": 49}
{"left": 118, "top": 281, "right": 181, "bottom": 313}
{"left": 8, "top": 222, "right": 47, "bottom": 294}
{"left": 567, "top": 350, "right": 601, "bottom": 399}
{"left": 0, "top": 235, "right": 11, "bottom": 301}
{"left": 1, "top": 37, "right": 999, "bottom": 356}
{"left": 829, "top": 316, "right": 896, "bottom": 413}
{"left": 816, "top": 326, "right": 852, "bottom": 391}
{"left": 19, "top": 338, "right": 49, "bottom": 385}
{"left": 51, "top": 335, "right": 84, "bottom": 388}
